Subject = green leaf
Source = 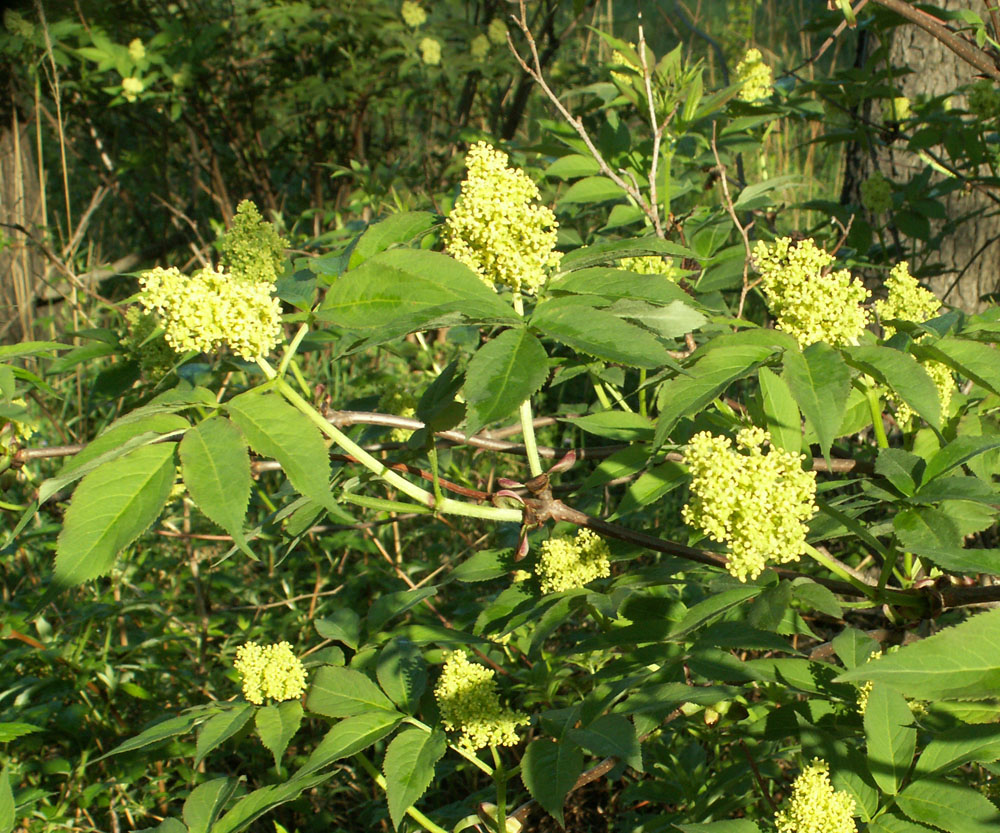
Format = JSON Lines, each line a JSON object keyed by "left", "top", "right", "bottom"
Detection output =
{"left": 255, "top": 701, "right": 303, "bottom": 768}
{"left": 210, "top": 772, "right": 330, "bottom": 833}
{"left": 668, "top": 586, "right": 763, "bottom": 640}
{"left": 0, "top": 341, "right": 69, "bottom": 361}
{"left": 608, "top": 299, "right": 707, "bottom": 340}
{"left": 733, "top": 175, "right": 801, "bottom": 211}
{"left": 611, "top": 460, "right": 685, "bottom": 519}
{"left": 545, "top": 154, "right": 601, "bottom": 179}
{"left": 180, "top": 417, "right": 253, "bottom": 556}
{"left": 368, "top": 586, "right": 438, "bottom": 633}
{"left": 376, "top": 639, "right": 427, "bottom": 714}
{"left": 315, "top": 609, "right": 361, "bottom": 650}
{"left": 864, "top": 683, "right": 917, "bottom": 794}
{"left": 305, "top": 666, "right": 398, "bottom": 718}
{"left": 531, "top": 297, "right": 676, "bottom": 368}
{"left": 782, "top": 343, "right": 851, "bottom": 461}
{"left": 867, "top": 812, "right": 937, "bottom": 833}
{"left": 348, "top": 211, "right": 436, "bottom": 270}
{"left": 0, "top": 722, "right": 40, "bottom": 742}
{"left": 564, "top": 411, "right": 654, "bottom": 442}
{"left": 917, "top": 337, "right": 1000, "bottom": 396}
{"left": 383, "top": 727, "right": 447, "bottom": 830}
{"left": 914, "top": 724, "right": 1000, "bottom": 779}
{"left": 451, "top": 549, "right": 515, "bottom": 583}
{"left": 183, "top": 777, "right": 239, "bottom": 833}
{"left": 226, "top": 391, "right": 339, "bottom": 517}
{"left": 567, "top": 714, "right": 642, "bottom": 770}
{"left": 655, "top": 343, "right": 776, "bottom": 446}
{"left": 54, "top": 443, "right": 176, "bottom": 585}
{"left": 921, "top": 436, "right": 1000, "bottom": 483}
{"left": 558, "top": 176, "right": 627, "bottom": 205}
{"left": 842, "top": 345, "right": 941, "bottom": 431}
{"left": 674, "top": 823, "right": 761, "bottom": 833}
{"left": 0, "top": 767, "right": 13, "bottom": 833}
{"left": 462, "top": 328, "right": 549, "bottom": 433}
{"left": 97, "top": 709, "right": 215, "bottom": 760}
{"left": 893, "top": 507, "right": 1000, "bottom": 574}
{"left": 791, "top": 579, "right": 843, "bottom": 619}
{"left": 557, "top": 237, "right": 695, "bottom": 272}
{"left": 548, "top": 268, "right": 694, "bottom": 306}
{"left": 521, "top": 738, "right": 584, "bottom": 826}
{"left": 758, "top": 366, "right": 801, "bottom": 454}
{"left": 195, "top": 704, "right": 254, "bottom": 766}
{"left": 837, "top": 607, "right": 1000, "bottom": 699}
{"left": 876, "top": 448, "right": 924, "bottom": 496}
{"left": 832, "top": 628, "right": 880, "bottom": 670}
{"left": 896, "top": 779, "right": 1000, "bottom": 833}
{"left": 297, "top": 711, "right": 403, "bottom": 777}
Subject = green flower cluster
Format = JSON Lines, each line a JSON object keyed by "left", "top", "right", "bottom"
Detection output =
{"left": 774, "top": 759, "right": 857, "bottom": 833}
{"left": 434, "top": 650, "right": 529, "bottom": 750}
{"left": 874, "top": 262, "right": 940, "bottom": 338}
{"left": 234, "top": 642, "right": 307, "bottom": 706}
{"left": 218, "top": 200, "right": 288, "bottom": 285}
{"left": 735, "top": 48, "right": 772, "bottom": 103}
{"left": 890, "top": 359, "right": 955, "bottom": 427}
{"left": 753, "top": 237, "right": 871, "bottom": 347}
{"left": 378, "top": 387, "right": 418, "bottom": 443}
{"left": 128, "top": 38, "right": 145, "bottom": 62}
{"left": 401, "top": 1, "right": 426, "bottom": 27}
{"left": 682, "top": 427, "right": 818, "bottom": 582}
{"left": 470, "top": 33, "right": 490, "bottom": 61}
{"left": 0, "top": 399, "right": 33, "bottom": 457}
{"left": 120, "top": 306, "right": 176, "bottom": 378}
{"left": 420, "top": 36, "right": 441, "bottom": 65}
{"left": 860, "top": 171, "right": 891, "bottom": 214}
{"left": 138, "top": 265, "right": 282, "bottom": 360}
{"left": 619, "top": 255, "right": 680, "bottom": 280}
{"left": 536, "top": 528, "right": 612, "bottom": 593}
{"left": 444, "top": 142, "right": 561, "bottom": 295}
{"left": 487, "top": 18, "right": 507, "bottom": 46}
{"left": 969, "top": 80, "right": 1000, "bottom": 120}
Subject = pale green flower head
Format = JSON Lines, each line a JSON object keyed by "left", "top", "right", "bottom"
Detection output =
{"left": 128, "top": 38, "right": 145, "bottom": 62}
{"left": 536, "top": 528, "right": 611, "bottom": 594}
{"left": 753, "top": 237, "right": 871, "bottom": 347}
{"left": 444, "top": 142, "right": 561, "bottom": 295}
{"left": 774, "top": 758, "right": 857, "bottom": 833}
{"left": 487, "top": 18, "right": 507, "bottom": 46}
{"left": 121, "top": 76, "right": 144, "bottom": 102}
{"left": 470, "top": 33, "right": 490, "bottom": 61}
{"left": 234, "top": 642, "right": 307, "bottom": 706}
{"left": 434, "top": 650, "right": 529, "bottom": 750}
{"left": 138, "top": 264, "right": 282, "bottom": 360}
{"left": 860, "top": 171, "right": 891, "bottom": 214}
{"left": 420, "top": 36, "right": 441, "bottom": 66}
{"left": 218, "top": 200, "right": 288, "bottom": 285}
{"left": 874, "top": 261, "right": 941, "bottom": 338}
{"left": 401, "top": 1, "right": 427, "bottom": 27}
{"left": 682, "top": 427, "right": 818, "bottom": 582}
{"left": 735, "top": 48, "right": 772, "bottom": 103}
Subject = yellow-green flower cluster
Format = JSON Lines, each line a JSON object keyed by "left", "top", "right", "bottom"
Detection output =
{"left": 874, "top": 262, "right": 940, "bottom": 338}
{"left": 234, "top": 642, "right": 307, "bottom": 705}
{"left": 753, "top": 238, "right": 871, "bottom": 347}
{"left": 379, "top": 387, "right": 418, "bottom": 443}
{"left": 855, "top": 650, "right": 881, "bottom": 716}
{"left": 121, "top": 76, "right": 144, "bottom": 102}
{"left": 420, "top": 36, "right": 441, "bottom": 66}
{"left": 735, "top": 48, "right": 773, "bottom": 103}
{"left": 536, "top": 528, "right": 612, "bottom": 593}
{"left": 434, "top": 650, "right": 529, "bottom": 750}
{"left": 774, "top": 759, "right": 857, "bottom": 833}
{"left": 890, "top": 359, "right": 955, "bottom": 427}
{"left": 444, "top": 142, "right": 561, "bottom": 295}
{"left": 882, "top": 96, "right": 911, "bottom": 122}
{"left": 682, "top": 427, "right": 818, "bottom": 582}
{"left": 487, "top": 18, "right": 507, "bottom": 46}
{"left": 138, "top": 265, "right": 282, "bottom": 360}
{"left": 0, "top": 399, "right": 34, "bottom": 456}
{"left": 401, "top": 1, "right": 426, "bottom": 27}
{"left": 860, "top": 171, "right": 891, "bottom": 214}
{"left": 218, "top": 200, "right": 288, "bottom": 285}
{"left": 470, "top": 33, "right": 490, "bottom": 61}
{"left": 121, "top": 306, "right": 176, "bottom": 378}
{"left": 619, "top": 255, "right": 680, "bottom": 281}
{"left": 128, "top": 38, "right": 145, "bottom": 62}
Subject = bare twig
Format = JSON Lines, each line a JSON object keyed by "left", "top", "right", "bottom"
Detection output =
{"left": 710, "top": 126, "right": 756, "bottom": 319}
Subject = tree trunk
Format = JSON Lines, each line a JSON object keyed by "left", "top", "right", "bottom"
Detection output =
{"left": 843, "top": 0, "right": 1000, "bottom": 312}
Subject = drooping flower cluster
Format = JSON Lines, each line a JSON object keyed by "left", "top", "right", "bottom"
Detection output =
{"left": 420, "top": 36, "right": 441, "bottom": 65}
{"left": 219, "top": 200, "right": 289, "bottom": 285}
{"left": 234, "top": 642, "right": 307, "bottom": 706}
{"left": 753, "top": 237, "right": 871, "bottom": 347}
{"left": 682, "top": 427, "right": 818, "bottom": 582}
{"left": 444, "top": 142, "right": 561, "bottom": 295}
{"left": 860, "top": 171, "right": 892, "bottom": 214}
{"left": 138, "top": 265, "right": 282, "bottom": 360}
{"left": 470, "top": 33, "right": 490, "bottom": 61}
{"left": 874, "top": 262, "right": 941, "bottom": 338}
{"left": 487, "top": 18, "right": 507, "bottom": 46}
{"left": 536, "top": 528, "right": 612, "bottom": 593}
{"left": 735, "top": 48, "right": 773, "bottom": 103}
{"left": 774, "top": 759, "right": 857, "bottom": 833}
{"left": 401, "top": 1, "right": 427, "bottom": 27}
{"left": 434, "top": 650, "right": 529, "bottom": 750}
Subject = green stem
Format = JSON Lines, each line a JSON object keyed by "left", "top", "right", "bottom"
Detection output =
{"left": 491, "top": 746, "right": 508, "bottom": 833}
{"left": 278, "top": 323, "right": 309, "bottom": 377}
{"left": 866, "top": 385, "right": 890, "bottom": 448}
{"left": 876, "top": 545, "right": 900, "bottom": 597}
{"left": 803, "top": 544, "right": 921, "bottom": 608}
{"left": 403, "top": 717, "right": 495, "bottom": 775}
{"left": 353, "top": 752, "right": 449, "bottom": 833}
{"left": 512, "top": 294, "right": 543, "bottom": 478}
{"left": 340, "top": 493, "right": 434, "bottom": 515}
{"left": 638, "top": 369, "right": 648, "bottom": 418}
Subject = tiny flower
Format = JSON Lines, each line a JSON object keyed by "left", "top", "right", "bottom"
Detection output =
{"left": 682, "top": 428, "right": 818, "bottom": 582}
{"left": 855, "top": 650, "right": 881, "bottom": 716}
{"left": 420, "top": 36, "right": 441, "bottom": 66}
{"left": 128, "top": 38, "right": 145, "bottom": 62}
{"left": 860, "top": 171, "right": 892, "bottom": 214}
{"left": 753, "top": 237, "right": 871, "bottom": 347}
{"left": 874, "top": 261, "right": 941, "bottom": 339}
{"left": 434, "top": 650, "right": 529, "bottom": 750}
{"left": 470, "top": 33, "right": 490, "bottom": 61}
{"left": 401, "top": 1, "right": 427, "bottom": 27}
{"left": 774, "top": 759, "right": 857, "bottom": 833}
{"left": 378, "top": 387, "right": 418, "bottom": 443}
{"left": 487, "top": 18, "right": 507, "bottom": 46}
{"left": 619, "top": 255, "right": 680, "bottom": 280}
{"left": 219, "top": 199, "right": 289, "bottom": 285}
{"left": 444, "top": 142, "right": 561, "bottom": 295}
{"left": 735, "top": 48, "right": 773, "bottom": 103}
{"left": 234, "top": 642, "right": 307, "bottom": 705}
{"left": 121, "top": 76, "right": 145, "bottom": 102}
{"left": 536, "top": 528, "right": 611, "bottom": 594}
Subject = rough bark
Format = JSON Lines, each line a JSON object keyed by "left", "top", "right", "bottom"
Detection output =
{"left": 843, "top": 0, "right": 1000, "bottom": 311}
